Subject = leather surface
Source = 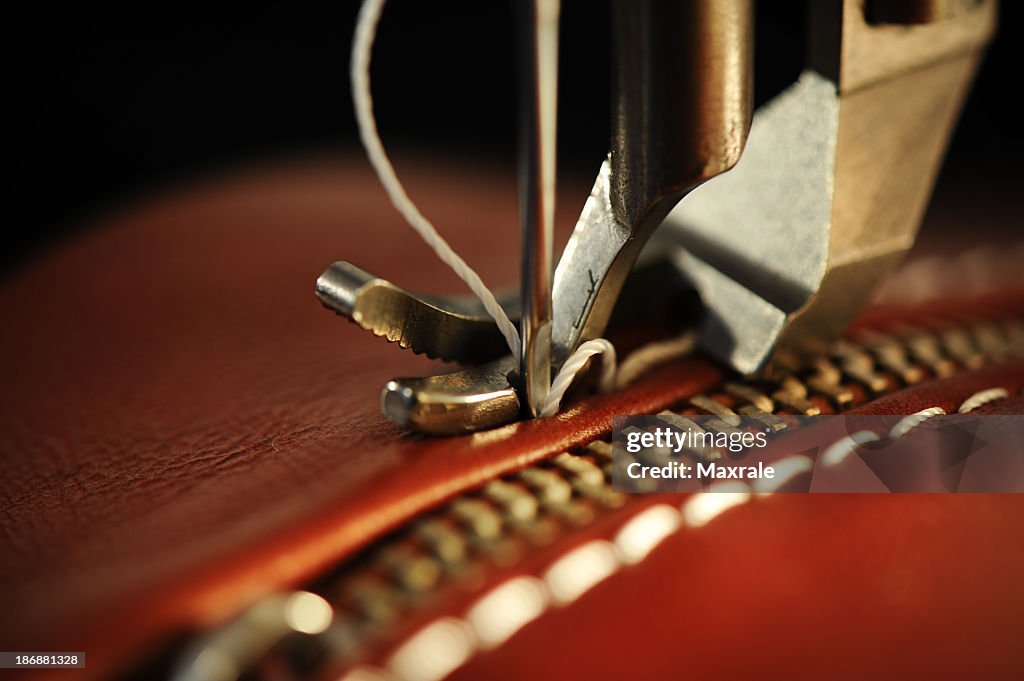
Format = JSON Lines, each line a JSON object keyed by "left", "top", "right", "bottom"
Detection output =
{"left": 1, "top": 159, "right": 1021, "bottom": 680}
{"left": 333, "top": 362, "right": 1024, "bottom": 681}
{"left": 0, "top": 159, "right": 721, "bottom": 679}
{"left": 447, "top": 493, "right": 1024, "bottom": 681}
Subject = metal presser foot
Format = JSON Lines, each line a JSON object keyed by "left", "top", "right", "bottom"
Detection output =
{"left": 316, "top": 263, "right": 521, "bottom": 434}
{"left": 320, "top": 0, "right": 753, "bottom": 433}
{"left": 315, "top": 262, "right": 519, "bottom": 364}
{"left": 318, "top": 0, "right": 995, "bottom": 435}
{"left": 315, "top": 255, "right": 699, "bottom": 433}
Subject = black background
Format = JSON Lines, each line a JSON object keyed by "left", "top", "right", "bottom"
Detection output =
{"left": 4, "top": 1, "right": 1021, "bottom": 274}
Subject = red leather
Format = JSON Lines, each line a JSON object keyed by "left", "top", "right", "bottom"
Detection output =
{"left": 848, "top": 361, "right": 1024, "bottom": 415}
{"left": 0, "top": 160, "right": 721, "bottom": 679}
{"left": 1, "top": 160, "right": 1020, "bottom": 680}
{"left": 318, "top": 362, "right": 1024, "bottom": 681}
{"left": 445, "top": 493, "right": 1024, "bottom": 681}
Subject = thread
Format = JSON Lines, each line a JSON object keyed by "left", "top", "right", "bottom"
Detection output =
{"left": 615, "top": 332, "right": 697, "bottom": 388}
{"left": 539, "top": 339, "right": 616, "bottom": 417}
{"left": 351, "top": 0, "right": 521, "bottom": 359}
{"left": 957, "top": 387, "right": 1008, "bottom": 414}
{"left": 888, "top": 406, "right": 946, "bottom": 439}
{"left": 352, "top": 0, "right": 627, "bottom": 417}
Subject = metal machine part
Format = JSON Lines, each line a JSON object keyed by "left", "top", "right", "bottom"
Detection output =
{"left": 376, "top": 257, "right": 706, "bottom": 433}
{"left": 369, "top": 0, "right": 754, "bottom": 433}
{"left": 316, "top": 262, "right": 517, "bottom": 363}
{"left": 382, "top": 356, "right": 520, "bottom": 434}
{"left": 550, "top": 0, "right": 752, "bottom": 366}
{"left": 661, "top": 0, "right": 997, "bottom": 374}
{"left": 318, "top": 256, "right": 697, "bottom": 369}
{"left": 171, "top": 591, "right": 334, "bottom": 681}
{"left": 320, "top": 0, "right": 997, "bottom": 434}
{"left": 518, "top": 0, "right": 560, "bottom": 417}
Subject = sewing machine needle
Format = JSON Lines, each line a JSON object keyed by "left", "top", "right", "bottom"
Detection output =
{"left": 519, "top": 0, "right": 559, "bottom": 417}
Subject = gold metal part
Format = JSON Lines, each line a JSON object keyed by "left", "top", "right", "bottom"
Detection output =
{"left": 772, "top": 378, "right": 822, "bottom": 416}
{"left": 972, "top": 323, "right": 1010, "bottom": 360}
{"left": 736, "top": 405, "right": 789, "bottom": 432}
{"left": 663, "top": 0, "right": 997, "bottom": 374}
{"left": 345, "top": 575, "right": 405, "bottom": 625}
{"left": 171, "top": 591, "right": 335, "bottom": 681}
{"left": 377, "top": 545, "right": 444, "bottom": 592}
{"left": 900, "top": 326, "right": 958, "bottom": 376}
{"left": 518, "top": 467, "right": 573, "bottom": 505}
{"left": 833, "top": 341, "right": 889, "bottom": 394}
{"left": 855, "top": 329, "right": 927, "bottom": 384}
{"left": 552, "top": 452, "right": 605, "bottom": 488}
{"left": 806, "top": 361, "right": 857, "bottom": 409}
{"left": 483, "top": 480, "right": 540, "bottom": 523}
{"left": 689, "top": 395, "right": 741, "bottom": 424}
{"left": 779, "top": 0, "right": 997, "bottom": 361}
{"left": 940, "top": 326, "right": 986, "bottom": 369}
{"left": 584, "top": 440, "right": 614, "bottom": 461}
{"left": 413, "top": 519, "right": 469, "bottom": 566}
{"left": 450, "top": 499, "right": 505, "bottom": 542}
{"left": 724, "top": 382, "right": 775, "bottom": 413}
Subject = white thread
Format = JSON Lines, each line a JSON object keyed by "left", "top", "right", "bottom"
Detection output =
{"left": 889, "top": 406, "right": 946, "bottom": 439}
{"left": 539, "top": 339, "right": 616, "bottom": 417}
{"left": 614, "top": 332, "right": 698, "bottom": 388}
{"left": 821, "top": 430, "right": 880, "bottom": 467}
{"left": 752, "top": 455, "right": 813, "bottom": 494}
{"left": 353, "top": 0, "right": 624, "bottom": 416}
{"left": 681, "top": 484, "right": 750, "bottom": 527}
{"left": 957, "top": 387, "right": 1008, "bottom": 414}
{"left": 351, "top": 0, "right": 521, "bottom": 359}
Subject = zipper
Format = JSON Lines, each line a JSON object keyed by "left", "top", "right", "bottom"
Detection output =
{"left": 170, "top": 313, "right": 1024, "bottom": 681}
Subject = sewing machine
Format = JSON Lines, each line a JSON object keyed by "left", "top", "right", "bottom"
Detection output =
{"left": 317, "top": 0, "right": 998, "bottom": 433}
{"left": 5, "top": 3, "right": 1022, "bottom": 681}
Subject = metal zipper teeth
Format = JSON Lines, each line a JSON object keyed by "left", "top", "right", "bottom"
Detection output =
{"left": 204, "top": 316, "right": 1024, "bottom": 677}
{"left": 305, "top": 316, "right": 1023, "bottom": 664}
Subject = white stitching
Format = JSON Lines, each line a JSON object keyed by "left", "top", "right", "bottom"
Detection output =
{"left": 889, "top": 406, "right": 946, "bottom": 439}
{"left": 614, "top": 333, "right": 698, "bottom": 389}
{"left": 353, "top": 0, "right": 618, "bottom": 417}
{"left": 957, "top": 387, "right": 1009, "bottom": 414}
{"left": 821, "top": 430, "right": 881, "bottom": 467}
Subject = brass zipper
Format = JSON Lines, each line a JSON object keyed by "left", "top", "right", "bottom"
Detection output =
{"left": 170, "top": 314, "right": 1024, "bottom": 681}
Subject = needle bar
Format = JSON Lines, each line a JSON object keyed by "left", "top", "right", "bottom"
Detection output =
{"left": 519, "top": 0, "right": 560, "bottom": 417}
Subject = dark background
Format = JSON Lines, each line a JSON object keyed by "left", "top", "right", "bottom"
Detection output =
{"left": 4, "top": 1, "right": 1021, "bottom": 274}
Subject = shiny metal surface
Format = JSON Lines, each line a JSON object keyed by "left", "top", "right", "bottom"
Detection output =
{"left": 382, "top": 356, "right": 520, "bottom": 434}
{"left": 316, "top": 258, "right": 693, "bottom": 368}
{"left": 661, "top": 0, "right": 996, "bottom": 374}
{"left": 366, "top": 0, "right": 754, "bottom": 433}
{"left": 518, "top": 0, "right": 560, "bottom": 417}
{"left": 551, "top": 0, "right": 752, "bottom": 366}
{"left": 316, "top": 262, "right": 517, "bottom": 363}
{"left": 372, "top": 246, "right": 713, "bottom": 433}
{"left": 658, "top": 72, "right": 837, "bottom": 374}
{"left": 318, "top": 0, "right": 995, "bottom": 434}
{"left": 172, "top": 591, "right": 333, "bottom": 681}
{"left": 371, "top": 254, "right": 701, "bottom": 432}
